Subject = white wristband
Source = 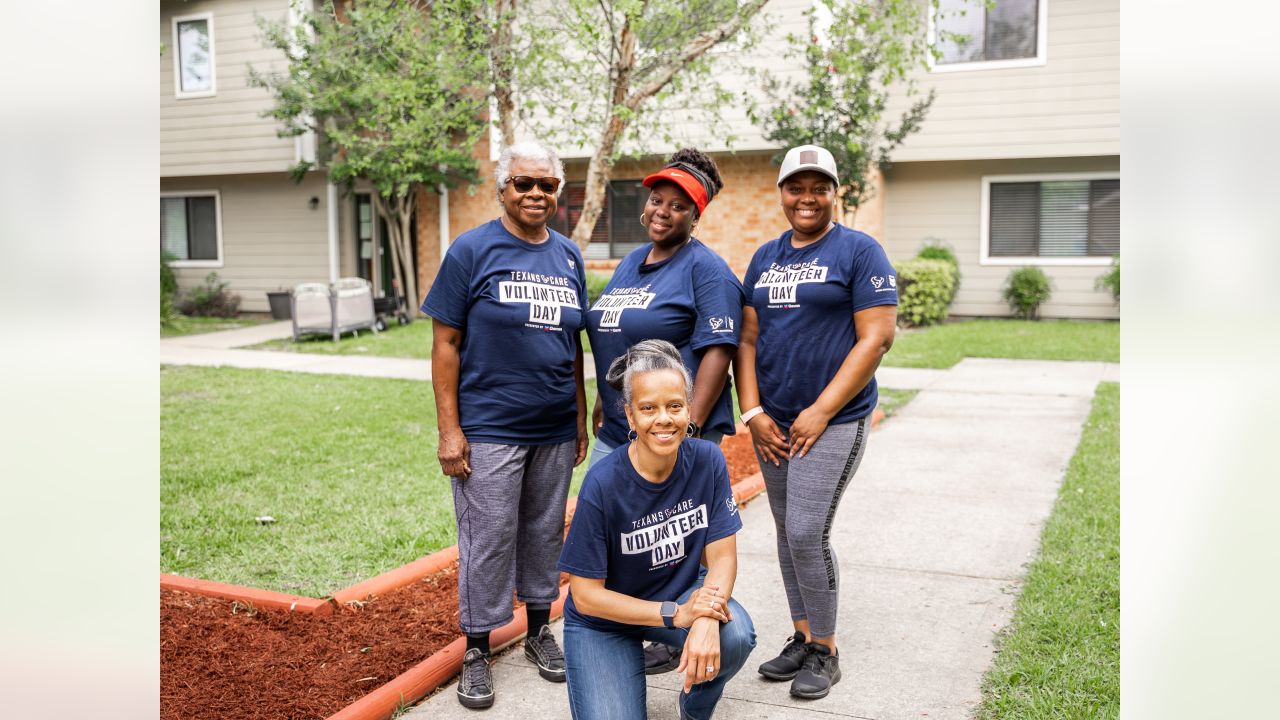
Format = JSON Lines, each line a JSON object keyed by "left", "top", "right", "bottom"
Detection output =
{"left": 740, "top": 406, "right": 765, "bottom": 425}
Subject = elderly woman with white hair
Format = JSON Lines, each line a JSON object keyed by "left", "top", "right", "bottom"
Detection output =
{"left": 421, "top": 141, "right": 589, "bottom": 710}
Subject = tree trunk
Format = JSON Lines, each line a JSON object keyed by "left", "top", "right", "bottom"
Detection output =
{"left": 492, "top": 0, "right": 517, "bottom": 148}
{"left": 373, "top": 192, "right": 407, "bottom": 312}
{"left": 396, "top": 195, "right": 418, "bottom": 312}
{"left": 569, "top": 16, "right": 637, "bottom": 250}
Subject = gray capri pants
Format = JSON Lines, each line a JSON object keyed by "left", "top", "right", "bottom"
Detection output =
{"left": 453, "top": 440, "right": 575, "bottom": 634}
{"left": 755, "top": 416, "right": 869, "bottom": 639}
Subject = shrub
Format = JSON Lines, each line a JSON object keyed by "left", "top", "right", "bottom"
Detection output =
{"left": 161, "top": 251, "right": 179, "bottom": 298}
{"left": 1002, "top": 267, "right": 1052, "bottom": 320}
{"left": 1096, "top": 254, "right": 1119, "bottom": 303}
{"left": 177, "top": 272, "right": 241, "bottom": 317}
{"left": 586, "top": 271, "right": 612, "bottom": 308}
{"left": 895, "top": 258, "right": 957, "bottom": 327}
{"left": 916, "top": 238, "right": 960, "bottom": 302}
{"left": 160, "top": 252, "right": 180, "bottom": 327}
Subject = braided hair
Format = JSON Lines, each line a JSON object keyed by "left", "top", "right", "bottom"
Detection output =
{"left": 664, "top": 148, "right": 724, "bottom": 216}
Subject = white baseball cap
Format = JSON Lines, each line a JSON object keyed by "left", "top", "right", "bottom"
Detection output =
{"left": 776, "top": 144, "right": 839, "bottom": 186}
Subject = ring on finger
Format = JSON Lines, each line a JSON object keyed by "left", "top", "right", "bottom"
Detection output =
{"left": 706, "top": 665, "right": 715, "bottom": 673}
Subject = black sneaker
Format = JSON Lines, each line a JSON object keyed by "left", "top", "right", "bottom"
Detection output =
{"left": 523, "top": 625, "right": 566, "bottom": 682}
{"left": 457, "top": 647, "right": 495, "bottom": 709}
{"left": 790, "top": 643, "right": 841, "bottom": 699}
{"left": 643, "top": 641, "right": 682, "bottom": 675}
{"left": 757, "top": 632, "right": 809, "bottom": 681}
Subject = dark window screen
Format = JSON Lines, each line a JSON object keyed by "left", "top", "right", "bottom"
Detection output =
{"left": 990, "top": 179, "right": 1120, "bottom": 258}
{"left": 550, "top": 180, "right": 651, "bottom": 259}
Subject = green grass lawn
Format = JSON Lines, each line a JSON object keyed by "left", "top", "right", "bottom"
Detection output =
{"left": 886, "top": 319, "right": 1118, "bottom": 369}
{"left": 976, "top": 382, "right": 1119, "bottom": 719}
{"left": 247, "top": 318, "right": 593, "bottom": 356}
{"left": 161, "top": 315, "right": 270, "bottom": 338}
{"left": 161, "top": 365, "right": 595, "bottom": 596}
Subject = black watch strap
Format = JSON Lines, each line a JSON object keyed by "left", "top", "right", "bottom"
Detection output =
{"left": 660, "top": 600, "right": 678, "bottom": 629}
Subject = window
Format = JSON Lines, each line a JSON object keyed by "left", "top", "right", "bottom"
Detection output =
{"left": 172, "top": 13, "right": 216, "bottom": 98}
{"left": 161, "top": 192, "right": 222, "bottom": 266}
{"left": 549, "top": 180, "right": 650, "bottom": 260}
{"left": 981, "top": 174, "right": 1119, "bottom": 265}
{"left": 932, "top": 0, "right": 1046, "bottom": 72}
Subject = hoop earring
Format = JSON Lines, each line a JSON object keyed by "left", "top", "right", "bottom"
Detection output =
{"left": 628, "top": 428, "right": 638, "bottom": 442}
{"left": 639, "top": 213, "right": 649, "bottom": 228}
{"left": 686, "top": 422, "right": 697, "bottom": 437}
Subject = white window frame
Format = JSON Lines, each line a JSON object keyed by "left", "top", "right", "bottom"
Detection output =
{"left": 171, "top": 12, "right": 217, "bottom": 99}
{"left": 928, "top": 0, "right": 1048, "bottom": 74}
{"left": 979, "top": 171, "right": 1119, "bottom": 267}
{"left": 161, "top": 190, "right": 224, "bottom": 268}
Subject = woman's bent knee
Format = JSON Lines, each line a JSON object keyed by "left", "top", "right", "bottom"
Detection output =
{"left": 719, "top": 601, "right": 757, "bottom": 671}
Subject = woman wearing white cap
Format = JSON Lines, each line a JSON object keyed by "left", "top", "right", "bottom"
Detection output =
{"left": 735, "top": 144, "right": 898, "bottom": 700}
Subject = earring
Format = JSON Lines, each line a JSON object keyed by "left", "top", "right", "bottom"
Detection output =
{"left": 639, "top": 213, "right": 649, "bottom": 228}
{"left": 686, "top": 422, "right": 697, "bottom": 437}
{"left": 628, "top": 428, "right": 638, "bottom": 442}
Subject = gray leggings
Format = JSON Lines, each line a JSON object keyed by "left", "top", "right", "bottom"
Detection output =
{"left": 756, "top": 416, "right": 869, "bottom": 639}
{"left": 453, "top": 440, "right": 575, "bottom": 634}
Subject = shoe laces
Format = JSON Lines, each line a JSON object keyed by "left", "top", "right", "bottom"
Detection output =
{"left": 781, "top": 635, "right": 808, "bottom": 660}
{"left": 533, "top": 627, "right": 563, "bottom": 662}
{"left": 802, "top": 647, "right": 830, "bottom": 674}
{"left": 463, "top": 652, "right": 491, "bottom": 688}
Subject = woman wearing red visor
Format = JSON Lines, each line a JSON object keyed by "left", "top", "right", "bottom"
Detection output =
{"left": 585, "top": 148, "right": 747, "bottom": 674}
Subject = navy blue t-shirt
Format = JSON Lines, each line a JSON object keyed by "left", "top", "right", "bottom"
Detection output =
{"left": 743, "top": 223, "right": 897, "bottom": 427}
{"left": 421, "top": 218, "right": 587, "bottom": 445}
{"left": 587, "top": 239, "right": 744, "bottom": 447}
{"left": 558, "top": 438, "right": 742, "bottom": 633}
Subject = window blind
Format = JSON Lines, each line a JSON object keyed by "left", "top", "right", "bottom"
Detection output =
{"left": 553, "top": 181, "right": 649, "bottom": 260}
{"left": 159, "top": 196, "right": 218, "bottom": 261}
{"left": 990, "top": 179, "right": 1120, "bottom": 258}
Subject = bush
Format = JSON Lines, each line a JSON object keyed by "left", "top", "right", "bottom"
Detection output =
{"left": 1002, "top": 267, "right": 1052, "bottom": 320}
{"left": 896, "top": 258, "right": 957, "bottom": 327}
{"left": 161, "top": 251, "right": 179, "bottom": 298}
{"left": 917, "top": 238, "right": 960, "bottom": 289}
{"left": 586, "top": 271, "right": 612, "bottom": 308}
{"left": 161, "top": 252, "right": 179, "bottom": 327}
{"left": 1096, "top": 254, "right": 1119, "bottom": 302}
{"left": 177, "top": 272, "right": 241, "bottom": 317}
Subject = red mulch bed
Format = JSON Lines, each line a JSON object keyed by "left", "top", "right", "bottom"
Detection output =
{"left": 160, "top": 436, "right": 761, "bottom": 720}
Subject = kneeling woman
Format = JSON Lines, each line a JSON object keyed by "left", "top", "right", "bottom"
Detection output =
{"left": 558, "top": 340, "right": 756, "bottom": 719}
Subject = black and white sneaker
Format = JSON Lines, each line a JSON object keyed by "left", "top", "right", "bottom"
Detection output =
{"left": 757, "top": 632, "right": 810, "bottom": 681}
{"left": 643, "top": 641, "right": 682, "bottom": 675}
{"left": 790, "top": 643, "right": 841, "bottom": 699}
{"left": 523, "top": 625, "right": 566, "bottom": 682}
{"left": 457, "top": 647, "right": 495, "bottom": 709}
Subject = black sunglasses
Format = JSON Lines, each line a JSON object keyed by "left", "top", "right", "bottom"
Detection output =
{"left": 507, "top": 175, "right": 561, "bottom": 194}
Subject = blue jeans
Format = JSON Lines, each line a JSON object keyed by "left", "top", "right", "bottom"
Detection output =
{"left": 588, "top": 431, "right": 725, "bottom": 469}
{"left": 563, "top": 578, "right": 755, "bottom": 720}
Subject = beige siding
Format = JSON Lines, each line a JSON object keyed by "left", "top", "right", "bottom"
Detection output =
{"left": 163, "top": 173, "right": 332, "bottom": 313}
{"left": 881, "top": 156, "right": 1120, "bottom": 320}
{"left": 160, "top": 0, "right": 299, "bottom": 177}
{"left": 888, "top": 0, "right": 1120, "bottom": 162}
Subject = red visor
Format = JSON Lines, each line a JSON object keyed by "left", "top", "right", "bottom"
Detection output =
{"left": 642, "top": 167, "right": 709, "bottom": 214}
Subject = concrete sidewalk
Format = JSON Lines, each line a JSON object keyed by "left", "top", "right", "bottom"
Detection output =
{"left": 402, "top": 357, "right": 1115, "bottom": 720}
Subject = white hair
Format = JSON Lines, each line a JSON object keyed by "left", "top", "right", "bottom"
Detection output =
{"left": 604, "top": 339, "right": 693, "bottom": 408}
{"left": 495, "top": 141, "right": 566, "bottom": 201}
